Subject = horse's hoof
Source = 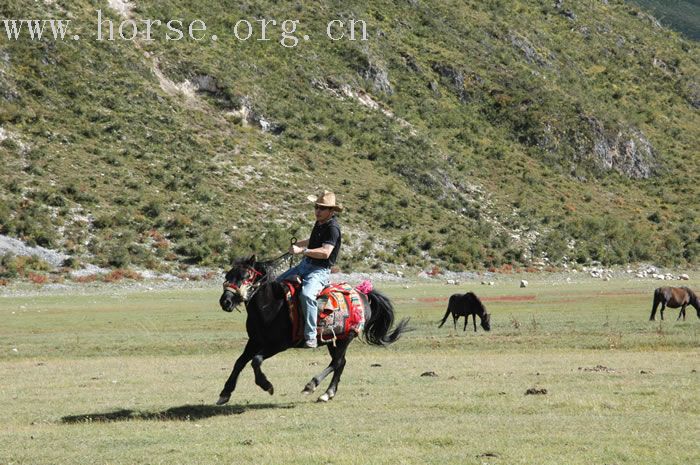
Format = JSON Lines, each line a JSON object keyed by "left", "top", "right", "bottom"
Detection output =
{"left": 216, "top": 395, "right": 230, "bottom": 406}
{"left": 302, "top": 383, "right": 316, "bottom": 394}
{"left": 266, "top": 386, "right": 274, "bottom": 395}
{"left": 317, "top": 393, "right": 330, "bottom": 403}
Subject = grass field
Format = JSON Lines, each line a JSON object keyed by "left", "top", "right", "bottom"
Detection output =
{"left": 1, "top": 276, "right": 699, "bottom": 464}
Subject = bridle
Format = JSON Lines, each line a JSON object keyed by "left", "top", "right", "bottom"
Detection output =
{"left": 223, "top": 267, "right": 264, "bottom": 301}
{"left": 221, "top": 239, "right": 298, "bottom": 305}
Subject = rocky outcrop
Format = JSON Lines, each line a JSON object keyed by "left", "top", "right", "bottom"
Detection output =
{"left": 554, "top": 0, "right": 577, "bottom": 21}
{"left": 190, "top": 74, "right": 221, "bottom": 95}
{"left": 430, "top": 63, "right": 483, "bottom": 102}
{"left": 226, "top": 97, "right": 284, "bottom": 134}
{"left": 682, "top": 80, "right": 700, "bottom": 109}
{"left": 508, "top": 33, "right": 552, "bottom": 68}
{"left": 359, "top": 61, "right": 393, "bottom": 95}
{"left": 516, "top": 110, "right": 657, "bottom": 179}
{"left": 584, "top": 117, "right": 656, "bottom": 179}
{"left": 0, "top": 51, "right": 18, "bottom": 102}
{"left": 107, "top": 0, "right": 134, "bottom": 19}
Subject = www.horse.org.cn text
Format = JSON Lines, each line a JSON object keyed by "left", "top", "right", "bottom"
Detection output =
{"left": 1, "top": 10, "right": 370, "bottom": 48}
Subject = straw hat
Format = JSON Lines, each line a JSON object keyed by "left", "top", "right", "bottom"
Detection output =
{"left": 307, "top": 190, "right": 343, "bottom": 212}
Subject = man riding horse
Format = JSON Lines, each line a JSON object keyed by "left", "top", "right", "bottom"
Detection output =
{"left": 277, "top": 190, "right": 343, "bottom": 348}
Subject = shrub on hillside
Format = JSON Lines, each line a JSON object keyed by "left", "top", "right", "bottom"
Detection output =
{"left": 0, "top": 253, "right": 18, "bottom": 278}
{"left": 105, "top": 244, "right": 131, "bottom": 268}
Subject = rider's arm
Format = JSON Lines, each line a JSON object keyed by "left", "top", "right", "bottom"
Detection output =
{"left": 289, "top": 239, "right": 309, "bottom": 254}
{"left": 303, "top": 243, "right": 334, "bottom": 260}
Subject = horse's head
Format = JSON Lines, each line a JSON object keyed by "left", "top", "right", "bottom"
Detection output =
{"left": 481, "top": 312, "right": 491, "bottom": 331}
{"left": 689, "top": 288, "right": 700, "bottom": 310}
{"left": 220, "top": 255, "right": 265, "bottom": 312}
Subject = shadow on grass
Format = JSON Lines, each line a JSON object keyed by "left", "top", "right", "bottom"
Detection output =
{"left": 61, "top": 402, "right": 296, "bottom": 424}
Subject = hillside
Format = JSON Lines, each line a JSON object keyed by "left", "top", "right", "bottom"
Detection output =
{"left": 628, "top": 0, "right": 700, "bottom": 41}
{"left": 0, "top": 0, "right": 699, "bottom": 277}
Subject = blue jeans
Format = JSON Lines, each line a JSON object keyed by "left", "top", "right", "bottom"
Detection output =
{"left": 277, "top": 258, "right": 330, "bottom": 342}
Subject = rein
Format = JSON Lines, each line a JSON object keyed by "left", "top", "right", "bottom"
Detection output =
{"left": 223, "top": 268, "right": 264, "bottom": 308}
{"left": 222, "top": 241, "right": 298, "bottom": 306}
{"left": 222, "top": 254, "right": 290, "bottom": 305}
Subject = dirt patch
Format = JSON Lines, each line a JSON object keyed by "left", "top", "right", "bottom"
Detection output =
{"left": 414, "top": 297, "right": 448, "bottom": 303}
{"left": 598, "top": 290, "right": 647, "bottom": 296}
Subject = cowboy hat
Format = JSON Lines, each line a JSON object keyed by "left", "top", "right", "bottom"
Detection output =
{"left": 307, "top": 190, "right": 343, "bottom": 212}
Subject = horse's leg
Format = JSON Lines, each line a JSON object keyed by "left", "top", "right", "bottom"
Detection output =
{"left": 217, "top": 340, "right": 257, "bottom": 405}
{"left": 678, "top": 304, "right": 687, "bottom": 321}
{"left": 650, "top": 297, "right": 658, "bottom": 321}
{"left": 473, "top": 314, "right": 478, "bottom": 332}
{"left": 453, "top": 313, "right": 458, "bottom": 330}
{"left": 250, "top": 347, "right": 281, "bottom": 395}
{"left": 660, "top": 302, "right": 665, "bottom": 321}
{"left": 317, "top": 338, "right": 351, "bottom": 402}
{"left": 302, "top": 349, "right": 336, "bottom": 395}
{"left": 463, "top": 314, "right": 468, "bottom": 332}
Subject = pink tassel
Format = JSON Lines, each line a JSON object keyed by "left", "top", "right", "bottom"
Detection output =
{"left": 355, "top": 280, "right": 373, "bottom": 294}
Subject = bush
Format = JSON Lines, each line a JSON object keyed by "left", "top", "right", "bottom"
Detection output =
{"left": 141, "top": 200, "right": 163, "bottom": 219}
{"left": 104, "top": 269, "right": 143, "bottom": 282}
{"left": 28, "top": 272, "right": 48, "bottom": 284}
{"left": 61, "top": 257, "right": 80, "bottom": 269}
{"left": 105, "top": 244, "right": 131, "bottom": 268}
{"left": 175, "top": 239, "right": 210, "bottom": 264}
{"left": 0, "top": 253, "right": 18, "bottom": 278}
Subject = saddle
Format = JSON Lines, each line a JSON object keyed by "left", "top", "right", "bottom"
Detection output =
{"left": 282, "top": 279, "right": 367, "bottom": 346}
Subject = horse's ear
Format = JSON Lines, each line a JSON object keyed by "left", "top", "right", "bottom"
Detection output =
{"left": 248, "top": 254, "right": 257, "bottom": 265}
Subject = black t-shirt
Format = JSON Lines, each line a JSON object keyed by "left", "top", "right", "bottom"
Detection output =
{"left": 307, "top": 216, "right": 341, "bottom": 268}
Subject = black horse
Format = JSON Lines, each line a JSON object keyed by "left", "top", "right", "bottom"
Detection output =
{"left": 650, "top": 286, "right": 700, "bottom": 321}
{"left": 438, "top": 292, "right": 491, "bottom": 332}
{"left": 217, "top": 256, "right": 409, "bottom": 404}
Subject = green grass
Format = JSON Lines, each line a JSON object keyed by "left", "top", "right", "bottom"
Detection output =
{"left": 1, "top": 277, "right": 698, "bottom": 464}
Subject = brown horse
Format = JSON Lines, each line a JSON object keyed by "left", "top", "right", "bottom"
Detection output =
{"left": 438, "top": 292, "right": 491, "bottom": 332}
{"left": 649, "top": 286, "right": 700, "bottom": 321}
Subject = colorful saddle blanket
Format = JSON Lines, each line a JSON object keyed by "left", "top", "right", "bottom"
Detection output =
{"left": 283, "top": 281, "right": 367, "bottom": 345}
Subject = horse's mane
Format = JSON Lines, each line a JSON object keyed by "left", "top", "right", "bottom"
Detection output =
{"left": 231, "top": 254, "right": 291, "bottom": 283}
{"left": 466, "top": 292, "right": 488, "bottom": 315}
{"left": 683, "top": 287, "right": 699, "bottom": 302}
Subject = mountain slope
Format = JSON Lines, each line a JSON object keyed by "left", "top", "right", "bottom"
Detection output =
{"left": 0, "top": 0, "right": 698, "bottom": 274}
{"left": 628, "top": 0, "right": 700, "bottom": 41}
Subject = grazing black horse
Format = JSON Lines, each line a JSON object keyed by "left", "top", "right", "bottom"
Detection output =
{"left": 438, "top": 292, "right": 491, "bottom": 332}
{"left": 649, "top": 286, "right": 700, "bottom": 321}
{"left": 217, "top": 256, "right": 409, "bottom": 404}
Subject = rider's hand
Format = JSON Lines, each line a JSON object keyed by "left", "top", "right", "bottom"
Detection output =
{"left": 291, "top": 245, "right": 305, "bottom": 255}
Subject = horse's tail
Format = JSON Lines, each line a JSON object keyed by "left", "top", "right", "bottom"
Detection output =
{"left": 438, "top": 304, "right": 452, "bottom": 328}
{"left": 363, "top": 290, "right": 410, "bottom": 346}
{"left": 650, "top": 288, "right": 663, "bottom": 321}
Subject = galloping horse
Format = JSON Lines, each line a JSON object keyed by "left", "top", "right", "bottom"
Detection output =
{"left": 649, "top": 286, "right": 700, "bottom": 321}
{"left": 217, "top": 256, "right": 409, "bottom": 404}
{"left": 438, "top": 292, "right": 491, "bottom": 332}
